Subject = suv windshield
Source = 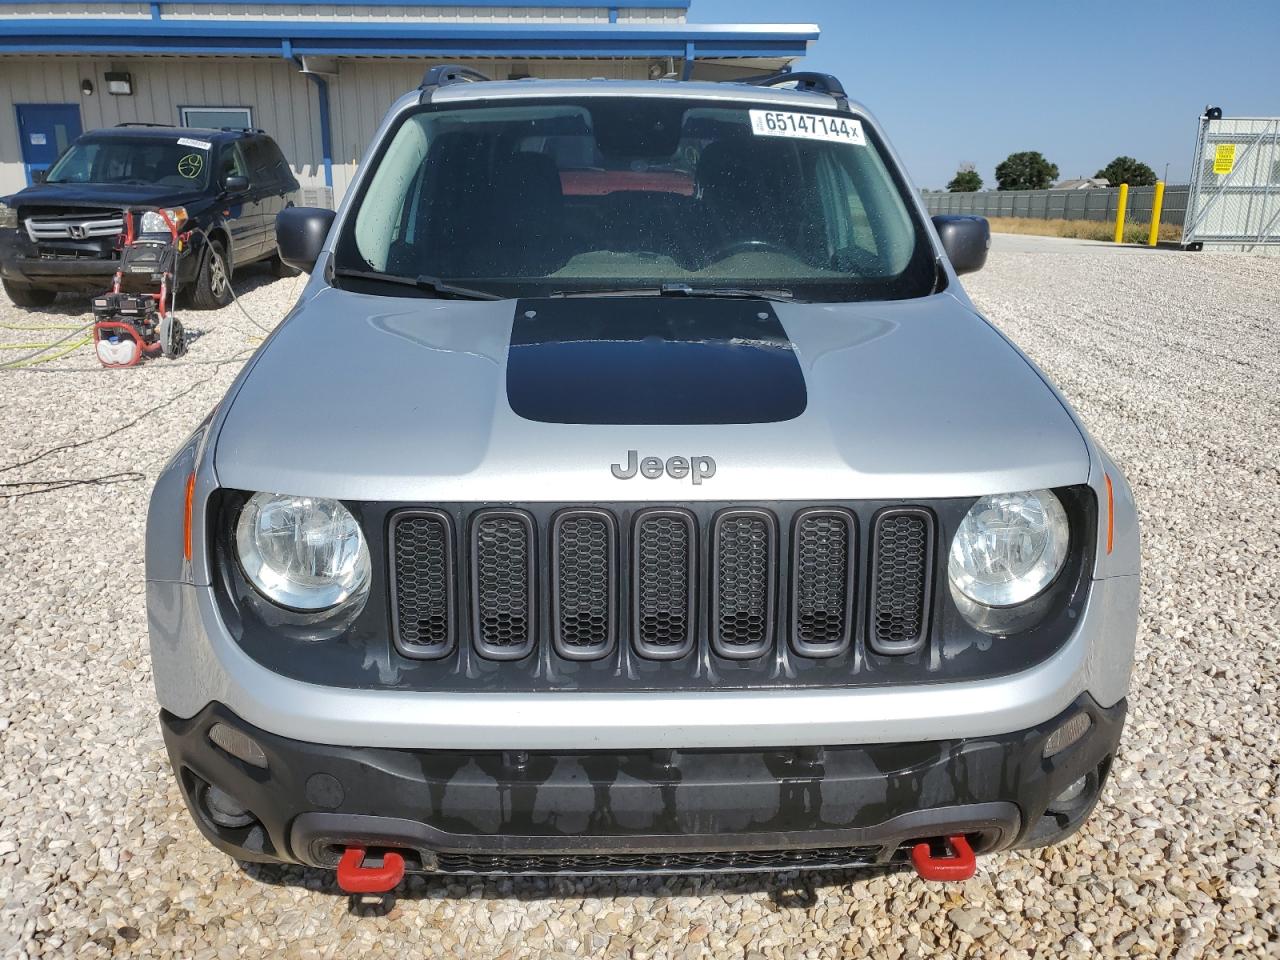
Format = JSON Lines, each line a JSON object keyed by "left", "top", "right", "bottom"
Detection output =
{"left": 45, "top": 135, "right": 213, "bottom": 189}
{"left": 337, "top": 97, "right": 936, "bottom": 302}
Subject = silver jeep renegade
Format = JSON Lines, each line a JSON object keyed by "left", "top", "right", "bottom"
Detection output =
{"left": 146, "top": 67, "right": 1139, "bottom": 885}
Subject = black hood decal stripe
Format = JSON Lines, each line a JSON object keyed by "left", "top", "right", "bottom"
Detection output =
{"left": 506, "top": 297, "right": 807, "bottom": 425}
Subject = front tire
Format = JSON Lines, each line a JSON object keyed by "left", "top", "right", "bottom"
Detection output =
{"left": 2, "top": 280, "right": 58, "bottom": 308}
{"left": 190, "top": 240, "right": 233, "bottom": 310}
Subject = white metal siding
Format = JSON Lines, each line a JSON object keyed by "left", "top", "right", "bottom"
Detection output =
{"left": 0, "top": 56, "right": 652, "bottom": 199}
{"left": 326, "top": 57, "right": 653, "bottom": 198}
{"left": 0, "top": 58, "right": 324, "bottom": 196}
{"left": 163, "top": 4, "right": 613, "bottom": 22}
{"left": 0, "top": 2, "right": 149, "bottom": 16}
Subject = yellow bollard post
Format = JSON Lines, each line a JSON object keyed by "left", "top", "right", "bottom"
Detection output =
{"left": 1147, "top": 180, "right": 1166, "bottom": 247}
{"left": 1113, "top": 183, "right": 1129, "bottom": 243}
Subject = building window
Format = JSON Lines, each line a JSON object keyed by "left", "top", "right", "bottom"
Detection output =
{"left": 179, "top": 106, "right": 252, "bottom": 131}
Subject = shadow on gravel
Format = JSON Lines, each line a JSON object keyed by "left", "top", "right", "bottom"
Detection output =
{"left": 238, "top": 860, "right": 908, "bottom": 916}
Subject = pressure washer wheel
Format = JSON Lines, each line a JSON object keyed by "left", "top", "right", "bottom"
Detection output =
{"left": 160, "top": 313, "right": 187, "bottom": 359}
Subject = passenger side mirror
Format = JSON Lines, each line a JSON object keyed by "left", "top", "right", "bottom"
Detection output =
{"left": 931, "top": 215, "right": 990, "bottom": 275}
{"left": 276, "top": 206, "right": 336, "bottom": 273}
{"left": 223, "top": 174, "right": 250, "bottom": 195}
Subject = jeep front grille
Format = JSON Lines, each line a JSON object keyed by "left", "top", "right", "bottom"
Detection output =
{"left": 390, "top": 511, "right": 454, "bottom": 658}
{"left": 868, "top": 509, "right": 934, "bottom": 654}
{"left": 388, "top": 503, "right": 938, "bottom": 668}
{"left": 633, "top": 510, "right": 696, "bottom": 659}
{"left": 711, "top": 510, "right": 776, "bottom": 658}
{"left": 791, "top": 508, "right": 857, "bottom": 656}
{"left": 470, "top": 510, "right": 536, "bottom": 659}
{"left": 552, "top": 510, "right": 616, "bottom": 658}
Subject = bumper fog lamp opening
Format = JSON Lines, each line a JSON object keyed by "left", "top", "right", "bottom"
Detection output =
{"left": 1054, "top": 776, "right": 1089, "bottom": 806}
{"left": 1043, "top": 712, "right": 1092, "bottom": 758}
{"left": 202, "top": 783, "right": 255, "bottom": 829}
{"left": 208, "top": 722, "right": 268, "bottom": 769}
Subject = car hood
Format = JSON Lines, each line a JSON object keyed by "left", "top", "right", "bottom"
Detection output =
{"left": 8, "top": 182, "right": 208, "bottom": 209}
{"left": 215, "top": 287, "right": 1088, "bottom": 502}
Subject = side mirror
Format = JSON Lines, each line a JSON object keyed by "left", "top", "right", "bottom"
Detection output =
{"left": 276, "top": 206, "right": 336, "bottom": 273}
{"left": 931, "top": 215, "right": 990, "bottom": 275}
{"left": 223, "top": 175, "right": 249, "bottom": 195}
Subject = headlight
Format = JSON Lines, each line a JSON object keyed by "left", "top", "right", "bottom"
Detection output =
{"left": 948, "top": 489, "right": 1069, "bottom": 607}
{"left": 0, "top": 201, "right": 16, "bottom": 230}
{"left": 235, "top": 493, "right": 370, "bottom": 611}
{"left": 140, "top": 207, "right": 187, "bottom": 234}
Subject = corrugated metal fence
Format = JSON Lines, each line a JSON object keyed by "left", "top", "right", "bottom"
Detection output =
{"left": 923, "top": 184, "right": 1189, "bottom": 228}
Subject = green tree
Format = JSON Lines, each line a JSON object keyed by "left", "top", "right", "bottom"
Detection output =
{"left": 995, "top": 151, "right": 1059, "bottom": 190}
{"left": 947, "top": 163, "right": 983, "bottom": 192}
{"left": 1094, "top": 156, "right": 1158, "bottom": 187}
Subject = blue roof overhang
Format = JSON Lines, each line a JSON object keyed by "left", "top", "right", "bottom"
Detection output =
{"left": 0, "top": 16, "right": 817, "bottom": 60}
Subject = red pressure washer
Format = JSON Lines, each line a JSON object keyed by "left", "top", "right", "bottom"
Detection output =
{"left": 92, "top": 208, "right": 188, "bottom": 368}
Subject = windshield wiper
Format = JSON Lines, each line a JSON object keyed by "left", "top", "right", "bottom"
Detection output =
{"left": 549, "top": 283, "right": 798, "bottom": 302}
{"left": 331, "top": 267, "right": 503, "bottom": 301}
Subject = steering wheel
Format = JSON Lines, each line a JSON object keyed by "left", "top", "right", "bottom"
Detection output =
{"left": 708, "top": 239, "right": 791, "bottom": 261}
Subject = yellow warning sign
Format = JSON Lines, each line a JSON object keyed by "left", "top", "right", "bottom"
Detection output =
{"left": 1213, "top": 143, "right": 1236, "bottom": 175}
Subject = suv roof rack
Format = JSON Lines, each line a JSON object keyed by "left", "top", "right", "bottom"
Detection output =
{"left": 115, "top": 121, "right": 174, "bottom": 128}
{"left": 220, "top": 127, "right": 267, "bottom": 134}
{"left": 419, "top": 64, "right": 492, "bottom": 101}
{"left": 727, "top": 68, "right": 849, "bottom": 108}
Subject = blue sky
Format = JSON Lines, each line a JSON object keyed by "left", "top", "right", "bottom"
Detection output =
{"left": 691, "top": 0, "right": 1280, "bottom": 189}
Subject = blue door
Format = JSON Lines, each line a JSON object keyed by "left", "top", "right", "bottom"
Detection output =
{"left": 15, "top": 104, "right": 82, "bottom": 184}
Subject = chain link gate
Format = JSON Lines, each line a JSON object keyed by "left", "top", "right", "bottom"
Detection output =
{"left": 1182, "top": 112, "right": 1280, "bottom": 253}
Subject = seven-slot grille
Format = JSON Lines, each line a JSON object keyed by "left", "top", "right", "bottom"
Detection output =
{"left": 389, "top": 505, "right": 936, "bottom": 663}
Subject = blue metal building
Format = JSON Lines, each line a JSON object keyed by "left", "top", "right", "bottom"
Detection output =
{"left": 0, "top": 1, "right": 819, "bottom": 201}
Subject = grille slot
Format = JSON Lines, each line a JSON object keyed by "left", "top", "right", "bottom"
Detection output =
{"left": 632, "top": 509, "right": 697, "bottom": 660}
{"left": 868, "top": 508, "right": 934, "bottom": 654}
{"left": 434, "top": 844, "right": 885, "bottom": 876}
{"left": 470, "top": 510, "right": 536, "bottom": 660}
{"left": 390, "top": 510, "right": 455, "bottom": 658}
{"left": 551, "top": 510, "right": 617, "bottom": 659}
{"left": 790, "top": 509, "right": 856, "bottom": 657}
{"left": 711, "top": 509, "right": 777, "bottom": 659}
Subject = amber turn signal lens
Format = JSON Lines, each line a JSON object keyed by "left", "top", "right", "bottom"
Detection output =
{"left": 1104, "top": 473, "right": 1115, "bottom": 555}
{"left": 183, "top": 472, "right": 196, "bottom": 561}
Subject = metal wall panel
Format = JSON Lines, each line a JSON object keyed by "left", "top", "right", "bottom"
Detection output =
{"left": 0, "top": 2, "right": 149, "bottom": 16}
{"left": 0, "top": 57, "right": 323, "bottom": 196}
{"left": 161, "top": 4, "right": 615, "bottom": 22}
{"left": 327, "top": 57, "right": 654, "bottom": 199}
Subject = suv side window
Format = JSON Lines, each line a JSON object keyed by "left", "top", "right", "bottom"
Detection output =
{"left": 216, "top": 143, "right": 247, "bottom": 188}
{"left": 243, "top": 136, "right": 292, "bottom": 190}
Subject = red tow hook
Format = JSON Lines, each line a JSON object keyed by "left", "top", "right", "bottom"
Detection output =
{"left": 336, "top": 846, "right": 406, "bottom": 894}
{"left": 910, "top": 835, "right": 977, "bottom": 881}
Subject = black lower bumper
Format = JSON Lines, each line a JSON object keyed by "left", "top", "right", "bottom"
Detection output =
{"left": 1, "top": 231, "right": 197, "bottom": 292}
{"left": 160, "top": 696, "right": 1125, "bottom": 876}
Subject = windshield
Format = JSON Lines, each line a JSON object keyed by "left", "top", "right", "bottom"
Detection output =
{"left": 336, "top": 97, "right": 936, "bottom": 302}
{"left": 45, "top": 135, "right": 213, "bottom": 189}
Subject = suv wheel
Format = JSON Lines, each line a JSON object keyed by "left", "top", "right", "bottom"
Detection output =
{"left": 2, "top": 280, "right": 58, "bottom": 308}
{"left": 269, "top": 251, "right": 301, "bottom": 279}
{"left": 191, "top": 240, "right": 233, "bottom": 310}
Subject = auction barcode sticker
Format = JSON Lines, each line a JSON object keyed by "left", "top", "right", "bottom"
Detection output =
{"left": 177, "top": 137, "right": 212, "bottom": 150}
{"left": 749, "top": 110, "right": 865, "bottom": 146}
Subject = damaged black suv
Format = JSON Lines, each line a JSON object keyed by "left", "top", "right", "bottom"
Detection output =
{"left": 0, "top": 124, "right": 299, "bottom": 308}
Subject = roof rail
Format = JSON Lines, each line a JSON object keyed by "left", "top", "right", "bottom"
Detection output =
{"left": 220, "top": 127, "right": 267, "bottom": 134}
{"left": 115, "top": 121, "right": 174, "bottom": 128}
{"left": 729, "top": 68, "right": 849, "bottom": 108}
{"left": 419, "top": 64, "right": 492, "bottom": 99}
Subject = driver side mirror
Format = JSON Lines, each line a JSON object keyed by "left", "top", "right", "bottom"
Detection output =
{"left": 932, "top": 215, "right": 990, "bottom": 275}
{"left": 223, "top": 175, "right": 249, "bottom": 195}
{"left": 276, "top": 206, "right": 336, "bottom": 273}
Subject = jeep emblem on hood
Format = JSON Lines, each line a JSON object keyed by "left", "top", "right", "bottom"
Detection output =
{"left": 611, "top": 450, "right": 716, "bottom": 484}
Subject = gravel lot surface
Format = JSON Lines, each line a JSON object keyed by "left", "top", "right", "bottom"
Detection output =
{"left": 1, "top": 237, "right": 1277, "bottom": 958}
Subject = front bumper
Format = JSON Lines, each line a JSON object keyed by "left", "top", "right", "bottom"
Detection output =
{"left": 0, "top": 229, "right": 197, "bottom": 291}
{"left": 161, "top": 695, "right": 1125, "bottom": 876}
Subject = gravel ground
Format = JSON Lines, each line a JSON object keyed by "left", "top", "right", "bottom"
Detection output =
{"left": 1, "top": 238, "right": 1277, "bottom": 958}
